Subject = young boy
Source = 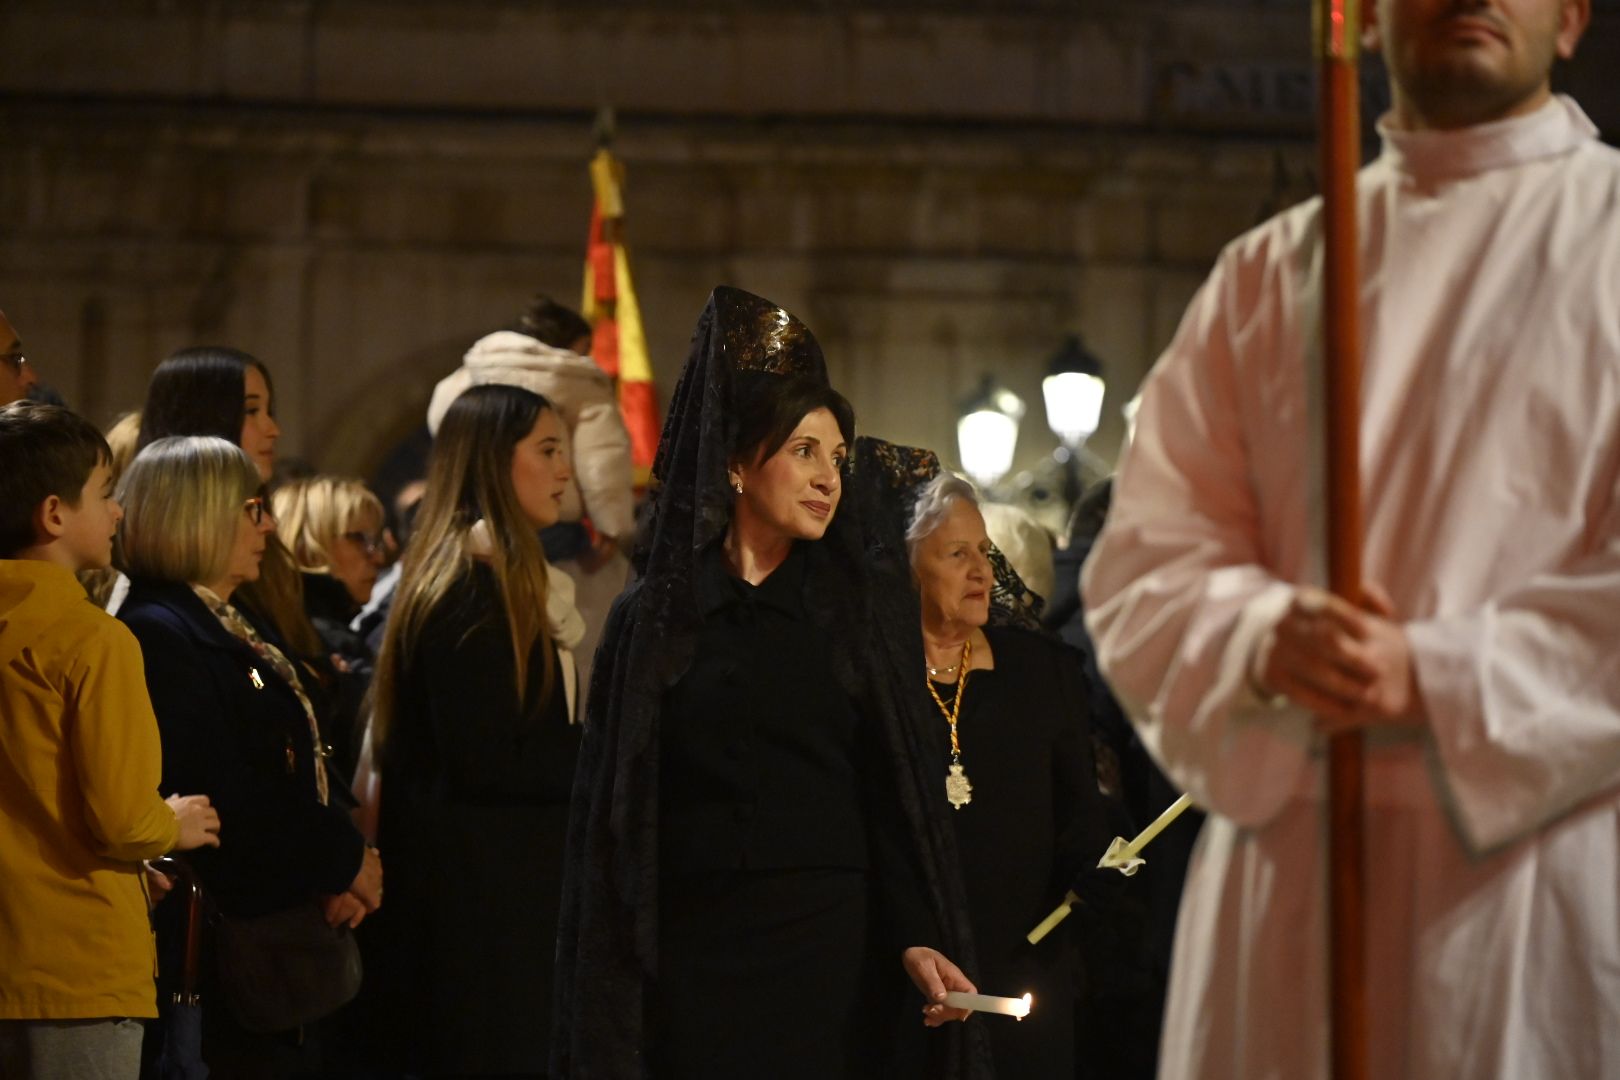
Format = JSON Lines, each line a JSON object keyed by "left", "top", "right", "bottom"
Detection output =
{"left": 0, "top": 401, "right": 221, "bottom": 1080}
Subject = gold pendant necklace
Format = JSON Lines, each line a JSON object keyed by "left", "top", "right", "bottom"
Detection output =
{"left": 926, "top": 637, "right": 973, "bottom": 810}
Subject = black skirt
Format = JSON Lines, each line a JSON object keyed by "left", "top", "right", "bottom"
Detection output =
{"left": 653, "top": 867, "right": 888, "bottom": 1079}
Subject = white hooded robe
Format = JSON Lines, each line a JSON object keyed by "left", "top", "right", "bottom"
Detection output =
{"left": 1083, "top": 96, "right": 1620, "bottom": 1080}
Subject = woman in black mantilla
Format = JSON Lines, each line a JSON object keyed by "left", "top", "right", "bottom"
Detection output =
{"left": 552, "top": 288, "right": 993, "bottom": 1079}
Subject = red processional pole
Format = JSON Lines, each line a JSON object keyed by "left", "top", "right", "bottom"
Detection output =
{"left": 1315, "top": 3, "right": 1368, "bottom": 1079}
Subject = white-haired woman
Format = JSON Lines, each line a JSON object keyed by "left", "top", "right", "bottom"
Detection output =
{"left": 116, "top": 436, "right": 380, "bottom": 1077}
{"left": 907, "top": 471, "right": 1117, "bottom": 1077}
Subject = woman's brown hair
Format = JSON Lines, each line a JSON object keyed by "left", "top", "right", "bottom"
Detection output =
{"left": 372, "top": 384, "right": 557, "bottom": 753}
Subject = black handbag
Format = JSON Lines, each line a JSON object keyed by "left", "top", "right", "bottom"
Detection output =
{"left": 213, "top": 902, "right": 363, "bottom": 1033}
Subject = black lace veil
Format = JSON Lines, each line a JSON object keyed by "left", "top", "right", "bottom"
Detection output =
{"left": 854, "top": 437, "right": 1046, "bottom": 632}
{"left": 553, "top": 287, "right": 994, "bottom": 1078}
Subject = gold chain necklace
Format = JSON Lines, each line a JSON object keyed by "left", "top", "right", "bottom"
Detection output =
{"left": 926, "top": 637, "right": 973, "bottom": 810}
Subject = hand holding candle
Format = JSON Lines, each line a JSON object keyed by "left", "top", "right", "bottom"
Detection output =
{"left": 1108, "top": 792, "right": 1194, "bottom": 867}
{"left": 944, "top": 991, "right": 1033, "bottom": 1020}
{"left": 902, "top": 946, "right": 977, "bottom": 1027}
{"left": 1026, "top": 793, "right": 1198, "bottom": 945}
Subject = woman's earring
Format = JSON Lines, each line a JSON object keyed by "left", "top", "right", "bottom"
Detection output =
{"left": 732, "top": 479, "right": 743, "bottom": 495}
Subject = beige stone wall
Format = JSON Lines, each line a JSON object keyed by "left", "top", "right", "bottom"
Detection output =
{"left": 3, "top": 1, "right": 1615, "bottom": 484}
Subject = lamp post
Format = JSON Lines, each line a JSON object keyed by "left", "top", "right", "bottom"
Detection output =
{"left": 956, "top": 375, "right": 1026, "bottom": 491}
{"left": 1041, "top": 335, "right": 1107, "bottom": 510}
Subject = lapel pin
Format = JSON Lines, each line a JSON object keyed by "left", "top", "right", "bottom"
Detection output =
{"left": 249, "top": 667, "right": 265, "bottom": 690}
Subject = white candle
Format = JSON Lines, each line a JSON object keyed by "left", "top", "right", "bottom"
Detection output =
{"left": 943, "top": 991, "right": 1033, "bottom": 1020}
{"left": 1119, "top": 792, "right": 1194, "bottom": 860}
{"left": 1025, "top": 892, "right": 1080, "bottom": 945}
{"left": 1028, "top": 793, "right": 1200, "bottom": 945}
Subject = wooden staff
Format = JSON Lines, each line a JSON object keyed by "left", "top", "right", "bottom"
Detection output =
{"left": 1315, "top": 2, "right": 1368, "bottom": 1078}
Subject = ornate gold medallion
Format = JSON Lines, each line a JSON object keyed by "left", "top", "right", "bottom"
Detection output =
{"left": 928, "top": 637, "right": 976, "bottom": 811}
{"left": 946, "top": 763, "right": 973, "bottom": 810}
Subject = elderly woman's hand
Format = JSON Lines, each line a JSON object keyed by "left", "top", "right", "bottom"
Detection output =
{"left": 902, "top": 946, "right": 978, "bottom": 1026}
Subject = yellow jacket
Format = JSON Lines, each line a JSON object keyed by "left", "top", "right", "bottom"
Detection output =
{"left": 0, "top": 559, "right": 179, "bottom": 1019}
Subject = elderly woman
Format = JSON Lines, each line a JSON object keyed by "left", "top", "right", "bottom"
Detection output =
{"left": 907, "top": 471, "right": 1116, "bottom": 1077}
{"left": 116, "top": 436, "right": 380, "bottom": 1077}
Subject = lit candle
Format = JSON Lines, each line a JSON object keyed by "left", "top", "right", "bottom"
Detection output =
{"left": 943, "top": 991, "right": 1033, "bottom": 1020}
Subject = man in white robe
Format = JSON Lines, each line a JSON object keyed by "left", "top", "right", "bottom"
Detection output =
{"left": 1082, "top": 1, "right": 1620, "bottom": 1076}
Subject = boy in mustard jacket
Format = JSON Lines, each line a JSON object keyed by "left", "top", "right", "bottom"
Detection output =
{"left": 0, "top": 402, "right": 221, "bottom": 1080}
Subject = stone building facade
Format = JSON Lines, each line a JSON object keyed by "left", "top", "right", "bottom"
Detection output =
{"left": 4, "top": 0, "right": 1617, "bottom": 488}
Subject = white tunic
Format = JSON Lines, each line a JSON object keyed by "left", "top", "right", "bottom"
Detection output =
{"left": 1083, "top": 95, "right": 1620, "bottom": 1080}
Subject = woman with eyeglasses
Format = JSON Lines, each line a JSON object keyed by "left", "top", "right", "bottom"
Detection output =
{"left": 137, "top": 347, "right": 337, "bottom": 722}
{"left": 272, "top": 476, "right": 391, "bottom": 780}
{"left": 273, "top": 476, "right": 391, "bottom": 614}
{"left": 116, "top": 436, "right": 380, "bottom": 1078}
{"left": 137, "top": 347, "right": 371, "bottom": 806}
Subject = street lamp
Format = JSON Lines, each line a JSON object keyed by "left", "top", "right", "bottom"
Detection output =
{"left": 1040, "top": 336, "right": 1107, "bottom": 518}
{"left": 1041, "top": 335, "right": 1106, "bottom": 449}
{"left": 956, "top": 375, "right": 1025, "bottom": 489}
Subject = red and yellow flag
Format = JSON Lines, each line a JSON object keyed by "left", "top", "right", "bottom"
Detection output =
{"left": 583, "top": 147, "right": 659, "bottom": 487}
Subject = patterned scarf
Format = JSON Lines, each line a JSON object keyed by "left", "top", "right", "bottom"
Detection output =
{"left": 192, "top": 584, "right": 330, "bottom": 805}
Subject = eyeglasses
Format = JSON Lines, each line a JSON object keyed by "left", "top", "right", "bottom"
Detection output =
{"left": 243, "top": 496, "right": 269, "bottom": 526}
{"left": 342, "top": 530, "right": 388, "bottom": 557}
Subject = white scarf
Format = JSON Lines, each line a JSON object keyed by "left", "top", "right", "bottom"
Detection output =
{"left": 467, "top": 519, "right": 585, "bottom": 722}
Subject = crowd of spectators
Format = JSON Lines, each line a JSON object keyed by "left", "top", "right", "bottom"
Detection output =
{"left": 0, "top": 293, "right": 1163, "bottom": 1080}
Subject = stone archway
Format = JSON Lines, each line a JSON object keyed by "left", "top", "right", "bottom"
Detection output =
{"left": 307, "top": 335, "right": 468, "bottom": 483}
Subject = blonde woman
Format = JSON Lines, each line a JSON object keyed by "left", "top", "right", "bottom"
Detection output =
{"left": 272, "top": 476, "right": 389, "bottom": 613}
{"left": 116, "top": 436, "right": 379, "bottom": 1076}
{"left": 273, "top": 476, "right": 389, "bottom": 780}
{"left": 368, "top": 383, "right": 584, "bottom": 1077}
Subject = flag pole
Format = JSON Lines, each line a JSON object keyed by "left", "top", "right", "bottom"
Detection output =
{"left": 1315, "top": 3, "right": 1368, "bottom": 1079}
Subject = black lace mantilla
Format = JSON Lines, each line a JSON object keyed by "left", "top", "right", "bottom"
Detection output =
{"left": 854, "top": 438, "right": 1046, "bottom": 632}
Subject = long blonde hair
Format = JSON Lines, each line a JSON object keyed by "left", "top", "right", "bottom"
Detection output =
{"left": 373, "top": 384, "right": 556, "bottom": 751}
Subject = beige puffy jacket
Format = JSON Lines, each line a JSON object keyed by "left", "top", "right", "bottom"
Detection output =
{"left": 427, "top": 332, "right": 636, "bottom": 540}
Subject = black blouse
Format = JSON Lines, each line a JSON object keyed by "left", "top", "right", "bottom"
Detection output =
{"left": 659, "top": 541, "right": 870, "bottom": 875}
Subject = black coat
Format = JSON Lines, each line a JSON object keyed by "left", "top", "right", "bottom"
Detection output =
{"left": 650, "top": 541, "right": 936, "bottom": 1077}
{"left": 370, "top": 561, "right": 580, "bottom": 1076}
{"left": 118, "top": 579, "right": 365, "bottom": 917}
{"left": 920, "top": 625, "right": 1119, "bottom": 1077}
{"left": 300, "top": 571, "right": 373, "bottom": 784}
